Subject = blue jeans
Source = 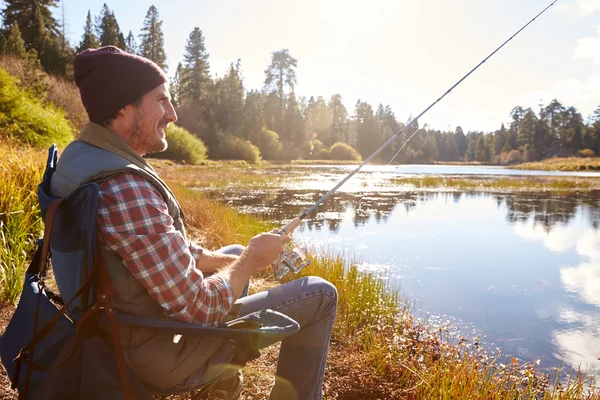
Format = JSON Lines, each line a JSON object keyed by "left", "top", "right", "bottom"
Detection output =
{"left": 176, "top": 244, "right": 338, "bottom": 400}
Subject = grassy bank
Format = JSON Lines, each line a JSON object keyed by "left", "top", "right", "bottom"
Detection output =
{"left": 0, "top": 149, "right": 598, "bottom": 398}
{"left": 390, "top": 176, "right": 599, "bottom": 191}
{"left": 511, "top": 157, "right": 600, "bottom": 172}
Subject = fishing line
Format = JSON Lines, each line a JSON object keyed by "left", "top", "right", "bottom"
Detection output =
{"left": 274, "top": 0, "right": 559, "bottom": 278}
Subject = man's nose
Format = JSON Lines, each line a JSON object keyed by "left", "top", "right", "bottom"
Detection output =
{"left": 165, "top": 101, "right": 177, "bottom": 123}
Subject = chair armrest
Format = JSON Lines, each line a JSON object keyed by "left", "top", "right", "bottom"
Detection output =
{"left": 115, "top": 309, "right": 300, "bottom": 339}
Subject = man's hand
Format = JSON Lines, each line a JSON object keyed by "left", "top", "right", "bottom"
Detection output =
{"left": 241, "top": 231, "right": 291, "bottom": 275}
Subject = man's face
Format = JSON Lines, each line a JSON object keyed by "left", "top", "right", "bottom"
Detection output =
{"left": 127, "top": 83, "right": 177, "bottom": 156}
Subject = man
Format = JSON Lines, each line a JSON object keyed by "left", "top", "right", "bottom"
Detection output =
{"left": 50, "top": 46, "right": 337, "bottom": 400}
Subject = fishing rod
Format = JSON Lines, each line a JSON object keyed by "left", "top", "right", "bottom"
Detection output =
{"left": 274, "top": 0, "right": 559, "bottom": 279}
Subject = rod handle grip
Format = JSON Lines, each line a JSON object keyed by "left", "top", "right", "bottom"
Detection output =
{"left": 281, "top": 217, "right": 301, "bottom": 235}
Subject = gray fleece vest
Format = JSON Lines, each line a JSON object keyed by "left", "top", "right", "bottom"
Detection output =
{"left": 50, "top": 123, "right": 225, "bottom": 389}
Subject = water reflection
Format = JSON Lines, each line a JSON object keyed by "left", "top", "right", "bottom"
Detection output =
{"left": 517, "top": 225, "right": 600, "bottom": 375}
{"left": 204, "top": 186, "right": 600, "bottom": 377}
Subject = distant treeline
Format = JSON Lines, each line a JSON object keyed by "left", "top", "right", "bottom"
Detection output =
{"left": 1, "top": 1, "right": 599, "bottom": 163}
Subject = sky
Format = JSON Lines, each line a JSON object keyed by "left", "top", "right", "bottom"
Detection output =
{"left": 48, "top": 0, "right": 600, "bottom": 133}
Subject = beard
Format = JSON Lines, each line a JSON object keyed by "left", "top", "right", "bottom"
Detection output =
{"left": 131, "top": 109, "right": 169, "bottom": 156}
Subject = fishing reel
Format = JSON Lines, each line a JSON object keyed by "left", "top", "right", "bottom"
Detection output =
{"left": 273, "top": 217, "right": 312, "bottom": 279}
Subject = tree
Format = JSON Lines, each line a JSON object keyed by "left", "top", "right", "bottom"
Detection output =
{"left": 454, "top": 126, "right": 467, "bottom": 159}
{"left": 213, "top": 61, "right": 245, "bottom": 135}
{"left": 305, "top": 96, "right": 332, "bottom": 145}
{"left": 77, "top": 10, "right": 99, "bottom": 53}
{"left": 138, "top": 5, "right": 167, "bottom": 71}
{"left": 3, "top": 23, "right": 26, "bottom": 58}
{"left": 354, "top": 100, "right": 380, "bottom": 158}
{"left": 95, "top": 4, "right": 126, "bottom": 49}
{"left": 264, "top": 49, "right": 297, "bottom": 133}
{"left": 2, "top": 0, "right": 60, "bottom": 51}
{"left": 179, "top": 27, "right": 211, "bottom": 107}
{"left": 284, "top": 91, "right": 307, "bottom": 149}
{"left": 169, "top": 62, "right": 183, "bottom": 107}
{"left": 328, "top": 94, "right": 349, "bottom": 145}
{"left": 125, "top": 30, "right": 137, "bottom": 54}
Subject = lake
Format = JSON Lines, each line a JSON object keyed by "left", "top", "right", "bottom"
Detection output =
{"left": 202, "top": 164, "right": 600, "bottom": 378}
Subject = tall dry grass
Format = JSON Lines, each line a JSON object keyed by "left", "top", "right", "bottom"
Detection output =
{"left": 0, "top": 141, "right": 44, "bottom": 302}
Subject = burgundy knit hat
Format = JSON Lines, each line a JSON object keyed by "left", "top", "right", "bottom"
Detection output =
{"left": 74, "top": 46, "right": 167, "bottom": 124}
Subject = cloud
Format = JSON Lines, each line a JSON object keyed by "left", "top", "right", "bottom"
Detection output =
{"left": 557, "top": 0, "right": 600, "bottom": 18}
{"left": 574, "top": 26, "right": 600, "bottom": 65}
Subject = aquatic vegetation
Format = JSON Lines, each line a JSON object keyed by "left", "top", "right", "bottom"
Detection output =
{"left": 390, "top": 176, "right": 597, "bottom": 191}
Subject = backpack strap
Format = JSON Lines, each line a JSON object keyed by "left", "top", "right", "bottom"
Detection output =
{"left": 94, "top": 240, "right": 133, "bottom": 400}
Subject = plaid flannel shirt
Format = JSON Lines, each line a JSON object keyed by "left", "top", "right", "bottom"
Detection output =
{"left": 96, "top": 172, "right": 234, "bottom": 325}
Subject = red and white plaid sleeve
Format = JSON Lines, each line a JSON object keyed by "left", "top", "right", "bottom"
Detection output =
{"left": 96, "top": 172, "right": 234, "bottom": 326}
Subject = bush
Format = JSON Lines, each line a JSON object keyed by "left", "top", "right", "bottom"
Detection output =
{"left": 0, "top": 67, "right": 74, "bottom": 148}
{"left": 329, "top": 142, "right": 362, "bottom": 161}
{"left": 304, "top": 139, "right": 329, "bottom": 160}
{"left": 150, "top": 124, "right": 208, "bottom": 165}
{"left": 577, "top": 148, "right": 595, "bottom": 158}
{"left": 0, "top": 55, "right": 88, "bottom": 130}
{"left": 505, "top": 149, "right": 522, "bottom": 164}
{"left": 251, "top": 128, "right": 282, "bottom": 160}
{"left": 211, "top": 133, "right": 261, "bottom": 163}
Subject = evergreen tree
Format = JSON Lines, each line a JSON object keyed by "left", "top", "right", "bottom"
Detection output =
{"left": 284, "top": 91, "right": 307, "bottom": 148}
{"left": 125, "top": 30, "right": 137, "bottom": 54}
{"left": 3, "top": 23, "right": 26, "bottom": 58}
{"left": 138, "top": 5, "right": 167, "bottom": 71}
{"left": 179, "top": 27, "right": 211, "bottom": 107}
{"left": 264, "top": 49, "right": 297, "bottom": 133}
{"left": 77, "top": 10, "right": 99, "bottom": 53}
{"left": 169, "top": 62, "right": 183, "bottom": 107}
{"left": 305, "top": 96, "right": 332, "bottom": 145}
{"left": 454, "top": 126, "right": 467, "bottom": 159}
{"left": 3, "top": 0, "right": 60, "bottom": 51}
{"left": 95, "top": 4, "right": 126, "bottom": 49}
{"left": 354, "top": 100, "right": 380, "bottom": 158}
{"left": 328, "top": 94, "right": 349, "bottom": 145}
{"left": 213, "top": 61, "right": 245, "bottom": 134}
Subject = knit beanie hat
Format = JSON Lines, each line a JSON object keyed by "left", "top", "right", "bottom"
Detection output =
{"left": 74, "top": 46, "right": 167, "bottom": 124}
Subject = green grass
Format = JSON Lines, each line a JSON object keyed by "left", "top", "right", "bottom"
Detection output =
{"left": 390, "top": 176, "right": 598, "bottom": 191}
{"left": 0, "top": 141, "right": 44, "bottom": 302}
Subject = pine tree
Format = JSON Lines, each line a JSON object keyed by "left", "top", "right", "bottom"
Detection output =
{"left": 125, "top": 31, "right": 137, "bottom": 54}
{"left": 328, "top": 94, "right": 349, "bottom": 145}
{"left": 264, "top": 49, "right": 297, "bottom": 133}
{"left": 138, "top": 5, "right": 167, "bottom": 71}
{"left": 3, "top": 0, "right": 60, "bottom": 51}
{"left": 95, "top": 4, "right": 126, "bottom": 49}
{"left": 77, "top": 10, "right": 99, "bottom": 53}
{"left": 213, "top": 61, "right": 245, "bottom": 134}
{"left": 169, "top": 62, "right": 183, "bottom": 107}
{"left": 179, "top": 27, "right": 211, "bottom": 107}
{"left": 3, "top": 23, "right": 26, "bottom": 58}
